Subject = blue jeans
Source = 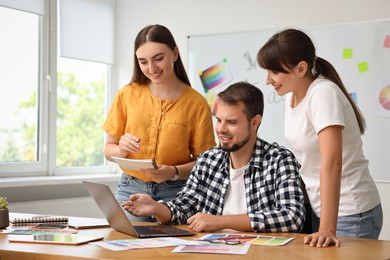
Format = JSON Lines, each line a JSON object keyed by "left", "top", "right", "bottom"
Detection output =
{"left": 311, "top": 203, "right": 383, "bottom": 239}
{"left": 115, "top": 173, "right": 187, "bottom": 222}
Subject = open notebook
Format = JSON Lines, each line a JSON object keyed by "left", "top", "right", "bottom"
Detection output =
{"left": 83, "top": 181, "right": 195, "bottom": 238}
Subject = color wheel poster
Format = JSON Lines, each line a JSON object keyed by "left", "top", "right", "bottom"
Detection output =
{"left": 377, "top": 77, "right": 390, "bottom": 117}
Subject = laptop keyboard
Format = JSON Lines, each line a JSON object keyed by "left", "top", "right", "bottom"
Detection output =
{"left": 135, "top": 225, "right": 186, "bottom": 234}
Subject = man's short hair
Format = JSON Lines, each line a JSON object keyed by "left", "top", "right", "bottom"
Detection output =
{"left": 217, "top": 81, "right": 264, "bottom": 121}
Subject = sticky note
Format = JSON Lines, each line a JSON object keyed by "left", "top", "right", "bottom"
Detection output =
{"left": 349, "top": 92, "right": 357, "bottom": 104}
{"left": 343, "top": 49, "right": 353, "bottom": 59}
{"left": 383, "top": 35, "right": 390, "bottom": 48}
{"left": 358, "top": 61, "right": 368, "bottom": 73}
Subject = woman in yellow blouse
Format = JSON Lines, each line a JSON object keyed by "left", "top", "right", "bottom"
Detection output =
{"left": 103, "top": 24, "right": 216, "bottom": 222}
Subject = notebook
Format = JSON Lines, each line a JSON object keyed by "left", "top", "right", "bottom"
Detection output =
{"left": 10, "top": 215, "right": 68, "bottom": 225}
{"left": 82, "top": 181, "right": 195, "bottom": 238}
{"left": 111, "top": 156, "right": 157, "bottom": 171}
{"left": 67, "top": 216, "right": 110, "bottom": 229}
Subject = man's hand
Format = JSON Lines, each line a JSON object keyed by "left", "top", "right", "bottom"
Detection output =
{"left": 122, "top": 194, "right": 172, "bottom": 223}
{"left": 187, "top": 213, "right": 224, "bottom": 232}
{"left": 122, "top": 194, "right": 157, "bottom": 217}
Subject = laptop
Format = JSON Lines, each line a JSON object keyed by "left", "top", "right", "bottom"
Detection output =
{"left": 82, "top": 180, "right": 195, "bottom": 238}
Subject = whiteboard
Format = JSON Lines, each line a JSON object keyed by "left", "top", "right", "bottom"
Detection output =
{"left": 187, "top": 19, "right": 390, "bottom": 181}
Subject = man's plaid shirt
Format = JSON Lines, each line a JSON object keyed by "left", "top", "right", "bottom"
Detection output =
{"left": 163, "top": 138, "right": 305, "bottom": 232}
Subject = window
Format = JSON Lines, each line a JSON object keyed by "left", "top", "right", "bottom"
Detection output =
{"left": 0, "top": 7, "right": 39, "bottom": 163}
{"left": 56, "top": 58, "right": 107, "bottom": 168}
{"left": 0, "top": 0, "right": 116, "bottom": 177}
{"left": 0, "top": 5, "right": 45, "bottom": 176}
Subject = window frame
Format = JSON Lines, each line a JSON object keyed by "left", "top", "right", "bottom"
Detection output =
{"left": 0, "top": 3, "right": 48, "bottom": 177}
{"left": 0, "top": 0, "right": 117, "bottom": 178}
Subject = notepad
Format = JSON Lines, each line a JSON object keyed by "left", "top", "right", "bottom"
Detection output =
{"left": 10, "top": 215, "right": 69, "bottom": 225}
{"left": 111, "top": 156, "right": 157, "bottom": 171}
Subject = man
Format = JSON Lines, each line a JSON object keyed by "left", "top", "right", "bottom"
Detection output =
{"left": 123, "top": 81, "right": 305, "bottom": 233}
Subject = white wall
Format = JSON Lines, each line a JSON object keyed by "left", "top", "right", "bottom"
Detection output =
{"left": 115, "top": 0, "right": 390, "bottom": 240}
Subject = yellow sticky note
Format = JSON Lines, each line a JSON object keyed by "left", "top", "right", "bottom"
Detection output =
{"left": 358, "top": 61, "right": 368, "bottom": 73}
{"left": 343, "top": 49, "right": 353, "bottom": 59}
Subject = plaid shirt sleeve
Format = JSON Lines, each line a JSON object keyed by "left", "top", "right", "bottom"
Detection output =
{"left": 162, "top": 171, "right": 202, "bottom": 224}
{"left": 247, "top": 140, "right": 305, "bottom": 232}
{"left": 162, "top": 146, "right": 229, "bottom": 224}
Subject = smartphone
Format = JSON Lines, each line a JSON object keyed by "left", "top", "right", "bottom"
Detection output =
{"left": 151, "top": 160, "right": 158, "bottom": 169}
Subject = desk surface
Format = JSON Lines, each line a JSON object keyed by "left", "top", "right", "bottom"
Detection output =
{"left": 1, "top": 213, "right": 390, "bottom": 260}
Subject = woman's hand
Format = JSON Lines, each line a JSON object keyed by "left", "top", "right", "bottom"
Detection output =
{"left": 304, "top": 230, "right": 340, "bottom": 247}
{"left": 118, "top": 133, "right": 141, "bottom": 156}
{"left": 141, "top": 165, "right": 176, "bottom": 183}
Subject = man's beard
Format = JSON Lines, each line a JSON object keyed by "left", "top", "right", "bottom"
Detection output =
{"left": 220, "top": 133, "right": 250, "bottom": 152}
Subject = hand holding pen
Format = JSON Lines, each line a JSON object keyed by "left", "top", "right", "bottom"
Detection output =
{"left": 118, "top": 133, "right": 141, "bottom": 156}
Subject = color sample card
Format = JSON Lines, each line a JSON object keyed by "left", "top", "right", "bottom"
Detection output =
{"left": 199, "top": 60, "right": 232, "bottom": 91}
{"left": 92, "top": 237, "right": 202, "bottom": 251}
{"left": 205, "top": 91, "right": 218, "bottom": 115}
{"left": 200, "top": 234, "right": 258, "bottom": 244}
{"left": 250, "top": 235, "right": 294, "bottom": 246}
{"left": 172, "top": 243, "right": 250, "bottom": 255}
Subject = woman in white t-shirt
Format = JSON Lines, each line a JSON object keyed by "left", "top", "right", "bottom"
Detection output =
{"left": 256, "top": 28, "right": 382, "bottom": 248}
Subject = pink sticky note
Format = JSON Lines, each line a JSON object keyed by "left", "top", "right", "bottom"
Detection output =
{"left": 384, "top": 35, "right": 390, "bottom": 48}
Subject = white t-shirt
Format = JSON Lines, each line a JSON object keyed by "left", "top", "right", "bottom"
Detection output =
{"left": 222, "top": 161, "right": 248, "bottom": 215}
{"left": 284, "top": 76, "right": 380, "bottom": 217}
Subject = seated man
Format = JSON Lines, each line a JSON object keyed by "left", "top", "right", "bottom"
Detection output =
{"left": 123, "top": 81, "right": 305, "bottom": 233}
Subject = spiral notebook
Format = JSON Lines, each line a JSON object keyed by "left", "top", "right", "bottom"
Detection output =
{"left": 10, "top": 215, "right": 69, "bottom": 225}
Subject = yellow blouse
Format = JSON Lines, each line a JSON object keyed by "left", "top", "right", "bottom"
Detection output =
{"left": 103, "top": 83, "right": 216, "bottom": 182}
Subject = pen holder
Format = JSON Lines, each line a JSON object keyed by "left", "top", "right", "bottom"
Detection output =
{"left": 0, "top": 208, "right": 9, "bottom": 229}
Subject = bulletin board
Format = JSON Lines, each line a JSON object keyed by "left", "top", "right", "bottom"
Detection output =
{"left": 187, "top": 19, "right": 390, "bottom": 181}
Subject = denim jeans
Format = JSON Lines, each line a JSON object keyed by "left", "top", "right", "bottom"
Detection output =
{"left": 115, "top": 173, "right": 187, "bottom": 222}
{"left": 311, "top": 203, "right": 383, "bottom": 239}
